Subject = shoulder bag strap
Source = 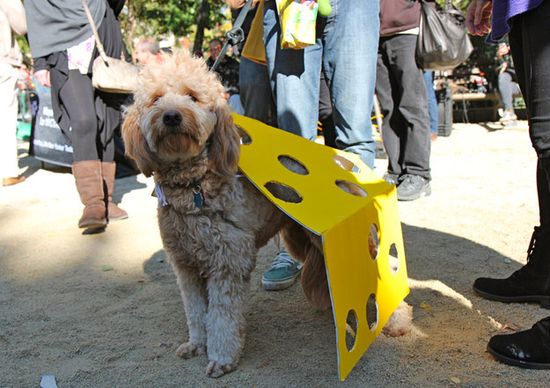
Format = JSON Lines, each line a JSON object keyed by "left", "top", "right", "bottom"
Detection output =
{"left": 81, "top": 0, "right": 110, "bottom": 62}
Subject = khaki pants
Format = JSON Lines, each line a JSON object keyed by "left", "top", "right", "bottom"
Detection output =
{"left": 0, "top": 62, "right": 19, "bottom": 179}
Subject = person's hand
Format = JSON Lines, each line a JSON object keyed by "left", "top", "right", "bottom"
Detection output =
{"left": 34, "top": 69, "right": 51, "bottom": 87}
{"left": 497, "top": 43, "right": 510, "bottom": 57}
{"left": 466, "top": 0, "right": 492, "bottom": 36}
{"left": 499, "top": 61, "right": 508, "bottom": 74}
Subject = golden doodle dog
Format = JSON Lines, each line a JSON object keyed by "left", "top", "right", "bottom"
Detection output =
{"left": 122, "top": 50, "right": 412, "bottom": 378}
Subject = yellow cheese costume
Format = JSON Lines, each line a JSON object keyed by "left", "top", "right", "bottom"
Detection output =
{"left": 233, "top": 114, "right": 409, "bottom": 380}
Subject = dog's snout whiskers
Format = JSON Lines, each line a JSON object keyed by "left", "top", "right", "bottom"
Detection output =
{"left": 163, "top": 110, "right": 183, "bottom": 127}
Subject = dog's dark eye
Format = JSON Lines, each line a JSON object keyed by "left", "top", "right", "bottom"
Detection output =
{"left": 189, "top": 94, "right": 198, "bottom": 103}
{"left": 151, "top": 95, "right": 161, "bottom": 105}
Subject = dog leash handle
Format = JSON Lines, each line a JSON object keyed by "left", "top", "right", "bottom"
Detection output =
{"left": 211, "top": 0, "right": 254, "bottom": 72}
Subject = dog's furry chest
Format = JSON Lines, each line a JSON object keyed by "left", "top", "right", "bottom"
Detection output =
{"left": 156, "top": 176, "right": 281, "bottom": 274}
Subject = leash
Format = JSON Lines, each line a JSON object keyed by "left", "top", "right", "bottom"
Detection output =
{"left": 211, "top": 0, "right": 254, "bottom": 72}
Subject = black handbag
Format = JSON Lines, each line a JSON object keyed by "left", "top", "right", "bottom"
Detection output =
{"left": 416, "top": 0, "right": 473, "bottom": 71}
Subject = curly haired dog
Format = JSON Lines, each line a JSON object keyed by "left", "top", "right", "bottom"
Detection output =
{"left": 122, "top": 50, "right": 412, "bottom": 378}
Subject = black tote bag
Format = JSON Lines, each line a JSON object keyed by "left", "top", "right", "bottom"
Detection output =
{"left": 416, "top": 0, "right": 474, "bottom": 70}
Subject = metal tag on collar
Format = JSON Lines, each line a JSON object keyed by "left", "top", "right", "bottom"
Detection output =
{"left": 193, "top": 185, "right": 204, "bottom": 208}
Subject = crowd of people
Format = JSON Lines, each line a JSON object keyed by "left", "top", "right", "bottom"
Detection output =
{"left": 1, "top": 0, "right": 549, "bottom": 371}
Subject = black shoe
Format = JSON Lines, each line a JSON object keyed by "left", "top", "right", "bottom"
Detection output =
{"left": 487, "top": 316, "right": 550, "bottom": 369}
{"left": 473, "top": 226, "right": 550, "bottom": 308}
{"left": 396, "top": 174, "right": 431, "bottom": 201}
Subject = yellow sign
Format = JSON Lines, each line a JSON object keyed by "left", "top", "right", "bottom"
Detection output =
{"left": 233, "top": 114, "right": 409, "bottom": 380}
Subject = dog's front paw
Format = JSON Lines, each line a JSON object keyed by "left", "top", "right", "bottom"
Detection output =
{"left": 176, "top": 342, "right": 206, "bottom": 359}
{"left": 206, "top": 360, "right": 235, "bottom": 378}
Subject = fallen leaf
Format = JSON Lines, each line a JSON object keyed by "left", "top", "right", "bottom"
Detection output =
{"left": 419, "top": 301, "right": 432, "bottom": 312}
{"left": 498, "top": 323, "right": 521, "bottom": 332}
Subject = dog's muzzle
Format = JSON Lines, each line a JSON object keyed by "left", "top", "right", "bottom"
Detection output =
{"left": 163, "top": 110, "right": 183, "bottom": 128}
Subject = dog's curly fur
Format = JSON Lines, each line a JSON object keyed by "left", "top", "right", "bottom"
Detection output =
{"left": 122, "top": 50, "right": 411, "bottom": 378}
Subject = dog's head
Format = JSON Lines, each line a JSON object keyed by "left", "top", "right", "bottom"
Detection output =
{"left": 122, "top": 50, "right": 240, "bottom": 178}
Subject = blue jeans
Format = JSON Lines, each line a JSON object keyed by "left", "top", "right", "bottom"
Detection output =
{"left": 497, "top": 72, "right": 521, "bottom": 112}
{"left": 263, "top": 0, "right": 379, "bottom": 168}
{"left": 423, "top": 71, "right": 439, "bottom": 134}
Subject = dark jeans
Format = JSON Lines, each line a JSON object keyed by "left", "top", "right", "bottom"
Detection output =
{"left": 509, "top": 0, "right": 550, "bottom": 226}
{"left": 59, "top": 70, "right": 114, "bottom": 162}
{"left": 239, "top": 57, "right": 277, "bottom": 128}
{"left": 376, "top": 34, "right": 431, "bottom": 180}
{"left": 319, "top": 71, "right": 336, "bottom": 147}
{"left": 498, "top": 72, "right": 521, "bottom": 111}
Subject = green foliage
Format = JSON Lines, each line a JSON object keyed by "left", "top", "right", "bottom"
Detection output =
{"left": 121, "top": 0, "right": 229, "bottom": 47}
{"left": 15, "top": 36, "right": 31, "bottom": 65}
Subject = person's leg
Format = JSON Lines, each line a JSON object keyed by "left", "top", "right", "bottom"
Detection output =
{"left": 227, "top": 94, "right": 245, "bottom": 115}
{"left": 475, "top": 2, "right": 550, "bottom": 369}
{"left": 319, "top": 71, "right": 335, "bottom": 147}
{"left": 383, "top": 34, "right": 431, "bottom": 200}
{"left": 474, "top": 3, "right": 550, "bottom": 304}
{"left": 60, "top": 70, "right": 106, "bottom": 229}
{"left": 423, "top": 70, "right": 439, "bottom": 139}
{"left": 511, "top": 82, "right": 522, "bottom": 99}
{"left": 498, "top": 71, "right": 518, "bottom": 122}
{"left": 262, "top": 1, "right": 322, "bottom": 289}
{"left": 95, "top": 93, "right": 128, "bottom": 222}
{"left": 375, "top": 38, "right": 401, "bottom": 183}
{"left": 263, "top": 0, "right": 321, "bottom": 140}
{"left": 101, "top": 159, "right": 128, "bottom": 222}
{"left": 322, "top": 0, "right": 379, "bottom": 168}
{"left": 60, "top": 70, "right": 99, "bottom": 162}
{"left": 239, "top": 57, "right": 277, "bottom": 127}
{"left": 498, "top": 71, "right": 515, "bottom": 112}
{"left": 389, "top": 35, "right": 431, "bottom": 181}
{"left": 0, "top": 63, "right": 24, "bottom": 185}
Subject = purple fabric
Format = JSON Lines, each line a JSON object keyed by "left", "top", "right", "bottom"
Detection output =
{"left": 490, "top": 0, "right": 545, "bottom": 42}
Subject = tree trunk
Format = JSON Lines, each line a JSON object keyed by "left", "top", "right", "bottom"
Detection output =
{"left": 193, "top": 0, "right": 210, "bottom": 55}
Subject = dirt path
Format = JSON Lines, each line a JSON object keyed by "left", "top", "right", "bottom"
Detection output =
{"left": 1, "top": 122, "right": 548, "bottom": 387}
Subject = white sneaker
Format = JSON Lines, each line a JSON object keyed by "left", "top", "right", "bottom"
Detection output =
{"left": 500, "top": 110, "right": 517, "bottom": 123}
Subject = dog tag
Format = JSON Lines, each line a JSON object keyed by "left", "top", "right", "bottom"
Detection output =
{"left": 154, "top": 183, "right": 169, "bottom": 207}
{"left": 193, "top": 185, "right": 204, "bottom": 208}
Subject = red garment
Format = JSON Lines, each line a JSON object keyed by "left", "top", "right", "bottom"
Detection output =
{"left": 379, "top": 0, "right": 421, "bottom": 36}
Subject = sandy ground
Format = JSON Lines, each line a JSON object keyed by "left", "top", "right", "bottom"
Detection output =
{"left": 1, "top": 122, "right": 549, "bottom": 387}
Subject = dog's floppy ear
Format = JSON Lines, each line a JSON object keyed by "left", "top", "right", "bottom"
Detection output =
{"left": 121, "top": 105, "right": 155, "bottom": 177}
{"left": 209, "top": 103, "right": 240, "bottom": 177}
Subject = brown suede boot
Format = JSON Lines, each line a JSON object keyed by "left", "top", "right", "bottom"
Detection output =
{"left": 101, "top": 161, "right": 128, "bottom": 222}
{"left": 72, "top": 160, "right": 107, "bottom": 229}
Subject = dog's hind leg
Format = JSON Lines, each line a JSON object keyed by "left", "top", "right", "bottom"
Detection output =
{"left": 172, "top": 263, "right": 208, "bottom": 359}
{"left": 301, "top": 242, "right": 332, "bottom": 310}
{"left": 282, "top": 223, "right": 332, "bottom": 311}
{"left": 382, "top": 301, "right": 413, "bottom": 337}
{"left": 204, "top": 273, "right": 250, "bottom": 378}
{"left": 280, "top": 220, "right": 309, "bottom": 260}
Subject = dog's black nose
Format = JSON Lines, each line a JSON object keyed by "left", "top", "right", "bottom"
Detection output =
{"left": 163, "top": 110, "right": 182, "bottom": 126}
